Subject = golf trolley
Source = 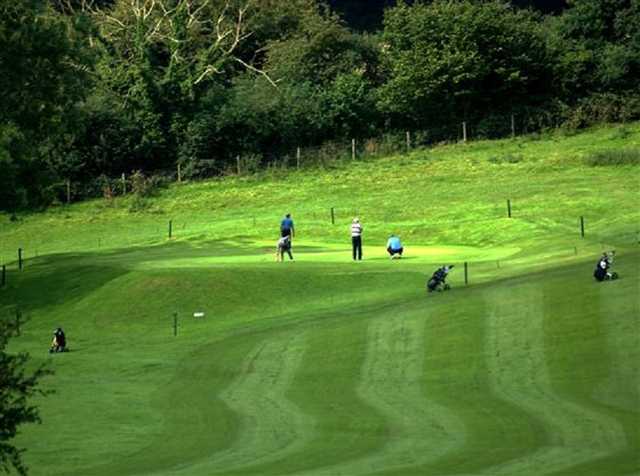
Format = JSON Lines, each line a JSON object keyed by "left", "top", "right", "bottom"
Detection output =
{"left": 427, "top": 265, "right": 454, "bottom": 293}
{"left": 593, "top": 251, "right": 619, "bottom": 282}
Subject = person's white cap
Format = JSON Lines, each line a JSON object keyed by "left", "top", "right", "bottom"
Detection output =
{"left": 353, "top": 217, "right": 359, "bottom": 223}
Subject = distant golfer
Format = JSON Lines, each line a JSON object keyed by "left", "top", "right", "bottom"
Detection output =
{"left": 276, "top": 235, "right": 293, "bottom": 262}
{"left": 280, "top": 213, "right": 295, "bottom": 239}
{"left": 351, "top": 217, "right": 363, "bottom": 260}
{"left": 49, "top": 327, "right": 66, "bottom": 353}
{"left": 386, "top": 234, "right": 403, "bottom": 259}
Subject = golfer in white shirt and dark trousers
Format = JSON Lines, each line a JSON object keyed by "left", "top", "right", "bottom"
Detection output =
{"left": 351, "top": 218, "right": 363, "bottom": 261}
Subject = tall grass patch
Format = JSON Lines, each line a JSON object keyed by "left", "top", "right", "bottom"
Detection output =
{"left": 585, "top": 149, "right": 640, "bottom": 167}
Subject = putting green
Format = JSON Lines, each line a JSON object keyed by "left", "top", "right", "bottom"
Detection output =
{"left": 135, "top": 242, "right": 521, "bottom": 268}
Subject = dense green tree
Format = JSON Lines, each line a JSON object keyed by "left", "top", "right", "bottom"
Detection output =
{"left": 0, "top": 0, "right": 91, "bottom": 210}
{"left": 378, "top": 1, "right": 552, "bottom": 131}
{"left": 2, "top": 0, "right": 638, "bottom": 209}
{"left": 546, "top": 0, "right": 640, "bottom": 96}
{"left": 217, "top": 2, "right": 381, "bottom": 158}
{"left": 265, "top": 6, "right": 379, "bottom": 86}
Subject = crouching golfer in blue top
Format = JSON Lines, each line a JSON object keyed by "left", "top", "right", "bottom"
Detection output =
{"left": 387, "top": 234, "right": 403, "bottom": 259}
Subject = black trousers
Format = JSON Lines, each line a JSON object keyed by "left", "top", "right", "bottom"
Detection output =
{"left": 352, "top": 236, "right": 362, "bottom": 260}
{"left": 279, "top": 246, "right": 293, "bottom": 260}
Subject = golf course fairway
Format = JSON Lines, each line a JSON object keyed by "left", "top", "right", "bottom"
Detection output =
{"left": 1, "top": 124, "right": 639, "bottom": 475}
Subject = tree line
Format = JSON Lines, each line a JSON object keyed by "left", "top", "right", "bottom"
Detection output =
{"left": 1, "top": 0, "right": 639, "bottom": 211}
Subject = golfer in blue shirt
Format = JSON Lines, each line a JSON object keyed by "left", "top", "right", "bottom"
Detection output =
{"left": 386, "top": 234, "right": 403, "bottom": 259}
{"left": 281, "top": 213, "right": 295, "bottom": 238}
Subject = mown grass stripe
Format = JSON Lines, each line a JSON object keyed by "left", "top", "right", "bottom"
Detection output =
{"left": 403, "top": 289, "right": 551, "bottom": 476}
{"left": 542, "top": 261, "right": 640, "bottom": 476}
{"left": 297, "top": 308, "right": 465, "bottom": 476}
{"left": 482, "top": 282, "right": 625, "bottom": 475}
{"left": 149, "top": 330, "right": 314, "bottom": 475}
{"left": 210, "top": 312, "right": 389, "bottom": 476}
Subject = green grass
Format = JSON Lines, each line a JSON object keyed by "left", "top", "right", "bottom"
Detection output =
{"left": 1, "top": 123, "right": 639, "bottom": 475}
{"left": 585, "top": 148, "right": 640, "bottom": 167}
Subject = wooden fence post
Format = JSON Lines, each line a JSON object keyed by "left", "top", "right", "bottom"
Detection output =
{"left": 173, "top": 312, "right": 178, "bottom": 336}
{"left": 296, "top": 147, "right": 301, "bottom": 169}
{"left": 406, "top": 131, "right": 411, "bottom": 151}
{"left": 351, "top": 139, "right": 356, "bottom": 160}
{"left": 121, "top": 173, "right": 126, "bottom": 194}
{"left": 511, "top": 114, "right": 516, "bottom": 138}
{"left": 15, "top": 308, "right": 22, "bottom": 336}
{"left": 462, "top": 122, "right": 467, "bottom": 143}
{"left": 236, "top": 156, "right": 241, "bottom": 175}
{"left": 66, "top": 179, "right": 71, "bottom": 204}
{"left": 177, "top": 164, "right": 182, "bottom": 183}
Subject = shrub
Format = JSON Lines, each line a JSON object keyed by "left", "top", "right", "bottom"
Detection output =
{"left": 129, "top": 171, "right": 168, "bottom": 197}
{"left": 488, "top": 154, "right": 523, "bottom": 164}
{"left": 585, "top": 149, "right": 640, "bottom": 166}
{"left": 562, "top": 93, "right": 640, "bottom": 131}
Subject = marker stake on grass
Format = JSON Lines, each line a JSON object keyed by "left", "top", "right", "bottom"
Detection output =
{"left": 331, "top": 207, "right": 335, "bottom": 225}
{"left": 507, "top": 199, "right": 512, "bottom": 218}
{"left": 18, "top": 248, "right": 22, "bottom": 271}
{"left": 1, "top": 265, "right": 5, "bottom": 287}
{"left": 15, "top": 308, "right": 22, "bottom": 336}
{"left": 169, "top": 220, "right": 173, "bottom": 239}
{"left": 464, "top": 262, "right": 469, "bottom": 285}
{"left": 580, "top": 216, "right": 585, "bottom": 238}
{"left": 173, "top": 312, "right": 178, "bottom": 336}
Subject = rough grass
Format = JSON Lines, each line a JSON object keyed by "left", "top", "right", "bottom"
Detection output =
{"left": 585, "top": 148, "right": 640, "bottom": 166}
{"left": 0, "top": 122, "right": 639, "bottom": 476}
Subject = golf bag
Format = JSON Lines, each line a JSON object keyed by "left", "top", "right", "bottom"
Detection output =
{"left": 427, "top": 265, "right": 454, "bottom": 292}
{"left": 593, "top": 252, "right": 618, "bottom": 282}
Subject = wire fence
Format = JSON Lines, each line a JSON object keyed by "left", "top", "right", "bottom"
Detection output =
{"left": 44, "top": 109, "right": 591, "bottom": 205}
{"left": 1, "top": 201, "right": 637, "bottom": 271}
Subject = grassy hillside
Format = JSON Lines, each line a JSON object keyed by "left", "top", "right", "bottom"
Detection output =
{"left": 0, "top": 123, "right": 639, "bottom": 476}
{"left": 1, "top": 123, "right": 638, "bottom": 263}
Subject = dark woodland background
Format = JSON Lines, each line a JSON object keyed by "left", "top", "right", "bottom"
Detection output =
{"left": 1, "top": 0, "right": 637, "bottom": 211}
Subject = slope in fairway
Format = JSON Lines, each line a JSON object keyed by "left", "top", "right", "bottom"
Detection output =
{"left": 1, "top": 125, "right": 639, "bottom": 475}
{"left": 2, "top": 243, "right": 637, "bottom": 476}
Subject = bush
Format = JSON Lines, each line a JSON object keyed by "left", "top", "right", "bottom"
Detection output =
{"left": 563, "top": 93, "right": 640, "bottom": 130}
{"left": 129, "top": 171, "right": 168, "bottom": 198}
{"left": 488, "top": 154, "right": 523, "bottom": 164}
{"left": 585, "top": 149, "right": 640, "bottom": 166}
